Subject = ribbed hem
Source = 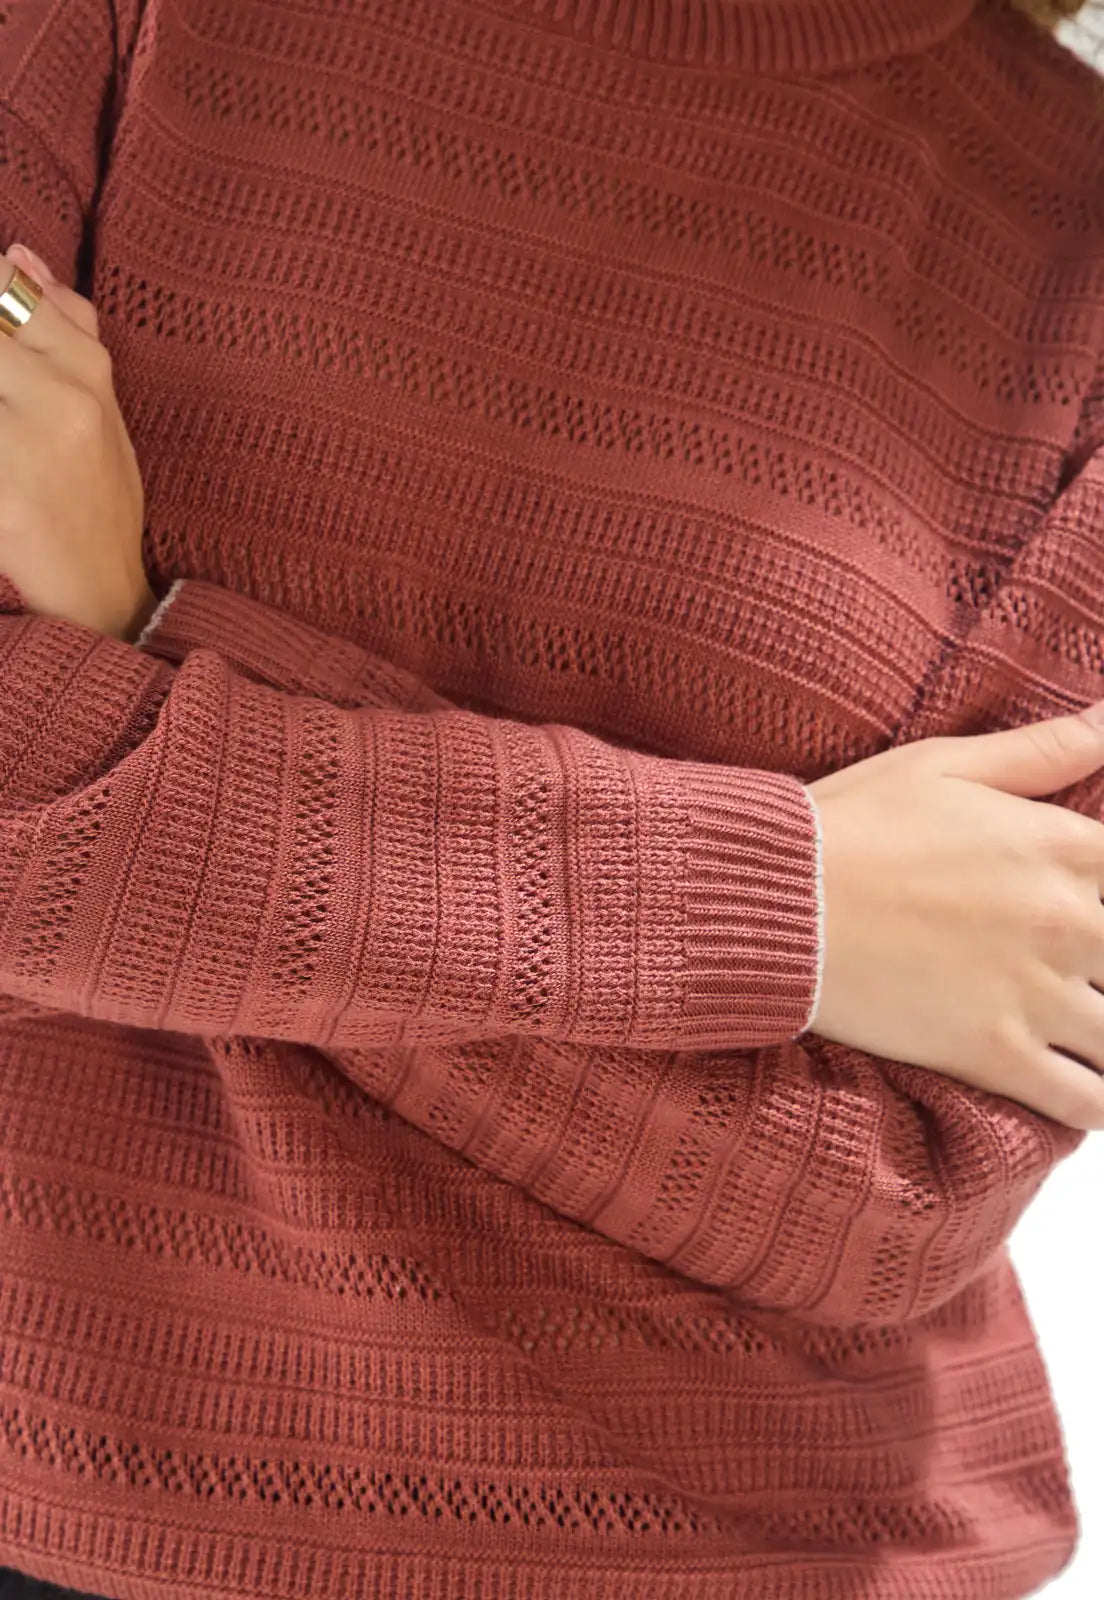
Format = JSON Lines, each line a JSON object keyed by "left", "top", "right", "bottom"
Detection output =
{"left": 679, "top": 765, "right": 821, "bottom": 1045}
{"left": 483, "top": 0, "right": 978, "bottom": 71}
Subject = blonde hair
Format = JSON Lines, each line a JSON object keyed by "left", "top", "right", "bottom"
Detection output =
{"left": 1010, "top": 0, "right": 1091, "bottom": 21}
{"left": 1010, "top": 0, "right": 1104, "bottom": 74}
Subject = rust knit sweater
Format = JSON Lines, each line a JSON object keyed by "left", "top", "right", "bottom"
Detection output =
{"left": 0, "top": 1, "right": 1102, "bottom": 1596}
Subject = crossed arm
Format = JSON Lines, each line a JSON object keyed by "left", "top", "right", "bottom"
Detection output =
{"left": 0, "top": 0, "right": 1098, "bottom": 1334}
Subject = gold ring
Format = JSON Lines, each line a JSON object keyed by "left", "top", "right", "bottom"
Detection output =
{"left": 0, "top": 265, "right": 43, "bottom": 338}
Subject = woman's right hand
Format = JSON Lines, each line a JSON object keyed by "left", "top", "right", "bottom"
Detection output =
{"left": 0, "top": 242, "right": 154, "bottom": 642}
{"left": 806, "top": 703, "right": 1104, "bottom": 1130}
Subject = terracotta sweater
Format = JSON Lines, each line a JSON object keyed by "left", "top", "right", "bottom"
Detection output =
{"left": 0, "top": 1, "right": 1101, "bottom": 1596}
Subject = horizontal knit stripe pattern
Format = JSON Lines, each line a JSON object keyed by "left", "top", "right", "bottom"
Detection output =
{"left": 493, "top": 0, "right": 978, "bottom": 69}
{"left": 0, "top": 0, "right": 1101, "bottom": 1596}
{"left": 0, "top": 589, "right": 821, "bottom": 1046}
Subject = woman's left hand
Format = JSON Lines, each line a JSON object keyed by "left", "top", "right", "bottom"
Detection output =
{"left": 0, "top": 243, "right": 155, "bottom": 642}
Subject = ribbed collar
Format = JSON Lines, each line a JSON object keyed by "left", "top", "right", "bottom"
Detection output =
{"left": 482, "top": 0, "right": 979, "bottom": 72}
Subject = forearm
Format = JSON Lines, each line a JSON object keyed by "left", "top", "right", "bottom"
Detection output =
{"left": 0, "top": 583, "right": 822, "bottom": 1051}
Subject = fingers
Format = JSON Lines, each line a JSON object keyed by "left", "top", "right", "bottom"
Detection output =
{"left": 3, "top": 245, "right": 99, "bottom": 340}
{"left": 1048, "top": 971, "right": 1104, "bottom": 1075}
{"left": 1029, "top": 1044, "right": 1104, "bottom": 1131}
{"left": 0, "top": 246, "right": 108, "bottom": 396}
{"left": 1038, "top": 802, "right": 1104, "bottom": 898}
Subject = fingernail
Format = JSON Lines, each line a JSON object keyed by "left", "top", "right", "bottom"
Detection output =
{"left": 8, "top": 242, "right": 54, "bottom": 284}
{"left": 1081, "top": 698, "right": 1104, "bottom": 727}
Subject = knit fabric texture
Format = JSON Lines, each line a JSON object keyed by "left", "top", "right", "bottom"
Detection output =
{"left": 0, "top": 1, "right": 1102, "bottom": 1595}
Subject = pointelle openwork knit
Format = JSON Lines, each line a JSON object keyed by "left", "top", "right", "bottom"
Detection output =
{"left": 0, "top": 1, "right": 1102, "bottom": 1596}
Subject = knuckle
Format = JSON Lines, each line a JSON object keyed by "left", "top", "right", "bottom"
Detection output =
{"left": 1020, "top": 797, "right": 1075, "bottom": 847}
{"left": 1071, "top": 899, "right": 1104, "bottom": 949}
{"left": 980, "top": 1010, "right": 1029, "bottom": 1065}
{"left": 964, "top": 1010, "right": 1026, "bottom": 1081}
{"left": 1024, "top": 884, "right": 1085, "bottom": 946}
{"left": 904, "top": 735, "right": 946, "bottom": 764}
{"left": 885, "top": 736, "right": 941, "bottom": 775}
{"left": 84, "top": 337, "right": 111, "bottom": 385}
{"left": 1048, "top": 1066, "right": 1104, "bottom": 1130}
{"left": 58, "top": 381, "right": 104, "bottom": 437}
{"left": 56, "top": 284, "right": 100, "bottom": 339}
{"left": 1024, "top": 719, "right": 1077, "bottom": 767}
{"left": 1007, "top": 806, "right": 1069, "bottom": 870}
{"left": 1051, "top": 806, "right": 1104, "bottom": 867}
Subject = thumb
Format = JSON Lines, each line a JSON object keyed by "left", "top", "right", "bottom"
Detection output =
{"left": 932, "top": 700, "right": 1104, "bottom": 798}
{"left": 6, "top": 243, "right": 99, "bottom": 340}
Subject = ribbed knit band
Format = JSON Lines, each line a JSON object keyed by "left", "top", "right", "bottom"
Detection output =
{"left": 134, "top": 577, "right": 183, "bottom": 648}
{"left": 675, "top": 763, "right": 821, "bottom": 1044}
{"left": 483, "top": 0, "right": 978, "bottom": 70}
{"left": 0, "top": 573, "right": 24, "bottom": 613}
{"left": 138, "top": 578, "right": 456, "bottom": 712}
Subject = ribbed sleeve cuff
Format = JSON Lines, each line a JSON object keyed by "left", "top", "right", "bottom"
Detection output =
{"left": 683, "top": 766, "right": 824, "bottom": 1045}
{"left": 134, "top": 577, "right": 185, "bottom": 648}
{"left": 631, "top": 759, "right": 824, "bottom": 1050}
{"left": 137, "top": 577, "right": 340, "bottom": 683}
{"left": 138, "top": 577, "right": 454, "bottom": 710}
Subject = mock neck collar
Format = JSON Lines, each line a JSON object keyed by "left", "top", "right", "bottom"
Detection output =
{"left": 479, "top": 0, "right": 978, "bottom": 72}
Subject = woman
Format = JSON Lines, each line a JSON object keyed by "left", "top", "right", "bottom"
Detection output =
{"left": 0, "top": 0, "right": 1100, "bottom": 1595}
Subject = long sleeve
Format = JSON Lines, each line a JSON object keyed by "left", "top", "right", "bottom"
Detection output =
{"left": 0, "top": 0, "right": 146, "bottom": 279}
{"left": 0, "top": 580, "right": 823, "bottom": 1051}
{"left": 147, "top": 579, "right": 1092, "bottom": 1333}
{"left": 2, "top": 563, "right": 1092, "bottom": 1331}
{"left": 2, "top": 465, "right": 1101, "bottom": 1339}
{"left": 0, "top": 0, "right": 1097, "bottom": 1344}
{"left": 125, "top": 396, "right": 1104, "bottom": 1332}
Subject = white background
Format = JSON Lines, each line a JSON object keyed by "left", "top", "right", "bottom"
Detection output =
{"left": 1058, "top": 3, "right": 1104, "bottom": 70}
{"left": 1010, "top": 1140, "right": 1103, "bottom": 1596}
{"left": 1004, "top": 9, "right": 1094, "bottom": 1587}
{"left": 1015, "top": 11, "right": 1104, "bottom": 1592}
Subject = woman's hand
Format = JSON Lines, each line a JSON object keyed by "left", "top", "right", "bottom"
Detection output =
{"left": 0, "top": 242, "right": 154, "bottom": 641}
{"left": 807, "top": 706, "right": 1104, "bottom": 1130}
